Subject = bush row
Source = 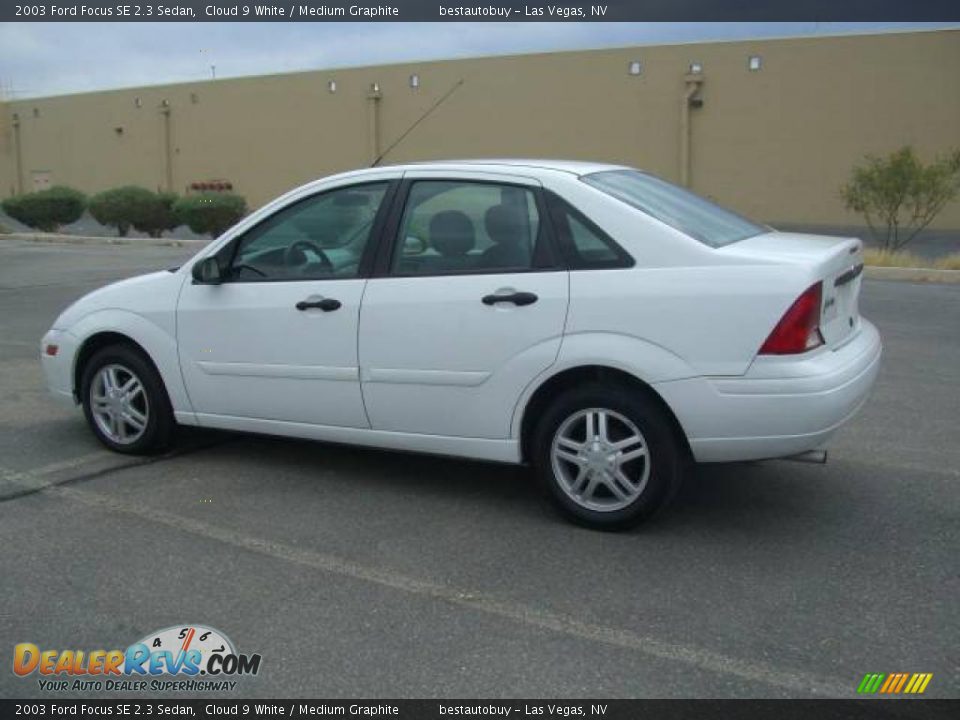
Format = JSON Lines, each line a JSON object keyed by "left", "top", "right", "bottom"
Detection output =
{"left": 1, "top": 185, "right": 247, "bottom": 238}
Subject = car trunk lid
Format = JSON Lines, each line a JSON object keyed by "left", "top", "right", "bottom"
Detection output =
{"left": 721, "top": 232, "right": 864, "bottom": 348}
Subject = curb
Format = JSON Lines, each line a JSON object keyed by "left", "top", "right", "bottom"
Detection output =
{"left": 2, "top": 232, "right": 959, "bottom": 284}
{"left": 0, "top": 232, "right": 207, "bottom": 249}
{"left": 864, "top": 266, "right": 960, "bottom": 284}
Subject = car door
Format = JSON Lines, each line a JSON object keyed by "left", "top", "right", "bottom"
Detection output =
{"left": 177, "top": 180, "right": 394, "bottom": 428}
{"left": 358, "top": 171, "right": 569, "bottom": 439}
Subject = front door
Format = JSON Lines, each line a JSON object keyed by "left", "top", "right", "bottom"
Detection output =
{"left": 359, "top": 174, "right": 569, "bottom": 439}
{"left": 177, "top": 181, "right": 392, "bottom": 428}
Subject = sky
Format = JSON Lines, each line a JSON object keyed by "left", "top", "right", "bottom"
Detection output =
{"left": 0, "top": 21, "right": 955, "bottom": 99}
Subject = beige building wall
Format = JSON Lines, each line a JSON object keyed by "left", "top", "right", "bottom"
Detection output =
{"left": 2, "top": 28, "right": 959, "bottom": 227}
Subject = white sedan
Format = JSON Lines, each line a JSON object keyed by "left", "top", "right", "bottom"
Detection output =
{"left": 41, "top": 160, "right": 881, "bottom": 528}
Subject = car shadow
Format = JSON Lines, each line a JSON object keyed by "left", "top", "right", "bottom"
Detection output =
{"left": 174, "top": 427, "right": 847, "bottom": 536}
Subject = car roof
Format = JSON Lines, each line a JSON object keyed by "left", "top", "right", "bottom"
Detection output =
{"left": 405, "top": 159, "right": 628, "bottom": 175}
{"left": 333, "top": 159, "right": 630, "bottom": 180}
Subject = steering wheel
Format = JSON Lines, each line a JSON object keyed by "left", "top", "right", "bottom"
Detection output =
{"left": 284, "top": 240, "right": 334, "bottom": 276}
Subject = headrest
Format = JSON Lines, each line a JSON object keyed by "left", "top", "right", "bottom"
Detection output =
{"left": 430, "top": 210, "right": 475, "bottom": 257}
{"left": 484, "top": 204, "right": 527, "bottom": 246}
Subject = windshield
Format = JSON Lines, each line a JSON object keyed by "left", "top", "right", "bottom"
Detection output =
{"left": 582, "top": 170, "right": 767, "bottom": 248}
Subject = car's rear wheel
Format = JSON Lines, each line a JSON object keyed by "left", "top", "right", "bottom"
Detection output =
{"left": 532, "top": 383, "right": 685, "bottom": 529}
{"left": 80, "top": 344, "right": 174, "bottom": 454}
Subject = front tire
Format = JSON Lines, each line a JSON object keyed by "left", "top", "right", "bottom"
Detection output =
{"left": 80, "top": 344, "right": 174, "bottom": 454}
{"left": 532, "top": 383, "right": 685, "bottom": 530}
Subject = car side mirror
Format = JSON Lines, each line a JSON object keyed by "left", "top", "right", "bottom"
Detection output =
{"left": 192, "top": 257, "right": 223, "bottom": 285}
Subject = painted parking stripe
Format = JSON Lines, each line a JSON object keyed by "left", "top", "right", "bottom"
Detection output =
{"left": 44, "top": 481, "right": 849, "bottom": 697}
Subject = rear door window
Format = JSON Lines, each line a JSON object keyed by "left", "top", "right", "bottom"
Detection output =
{"left": 390, "top": 180, "right": 547, "bottom": 275}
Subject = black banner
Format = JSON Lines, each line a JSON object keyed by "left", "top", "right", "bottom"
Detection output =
{"left": 3, "top": 0, "right": 960, "bottom": 22}
{"left": 1, "top": 700, "right": 958, "bottom": 719}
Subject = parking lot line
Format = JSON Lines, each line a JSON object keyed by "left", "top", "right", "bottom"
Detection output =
{"left": 41, "top": 479, "right": 848, "bottom": 696}
{"left": 0, "top": 453, "right": 112, "bottom": 500}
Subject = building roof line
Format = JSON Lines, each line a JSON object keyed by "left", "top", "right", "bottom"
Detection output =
{"left": 6, "top": 25, "right": 958, "bottom": 102}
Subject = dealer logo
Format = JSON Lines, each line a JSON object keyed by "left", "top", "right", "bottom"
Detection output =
{"left": 13, "top": 624, "right": 262, "bottom": 692}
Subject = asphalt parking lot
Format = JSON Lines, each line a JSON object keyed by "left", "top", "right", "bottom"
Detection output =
{"left": 0, "top": 238, "right": 957, "bottom": 700}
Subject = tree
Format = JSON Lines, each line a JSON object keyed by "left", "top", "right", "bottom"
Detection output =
{"left": 173, "top": 193, "right": 247, "bottom": 238}
{"left": 841, "top": 146, "right": 960, "bottom": 251}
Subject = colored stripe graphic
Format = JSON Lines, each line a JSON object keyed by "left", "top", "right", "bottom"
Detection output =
{"left": 893, "top": 673, "right": 910, "bottom": 693}
{"left": 857, "top": 672, "right": 932, "bottom": 694}
{"left": 857, "top": 673, "right": 885, "bottom": 693}
{"left": 904, "top": 673, "right": 933, "bottom": 694}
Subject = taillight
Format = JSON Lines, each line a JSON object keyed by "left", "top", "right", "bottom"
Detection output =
{"left": 759, "top": 282, "right": 824, "bottom": 355}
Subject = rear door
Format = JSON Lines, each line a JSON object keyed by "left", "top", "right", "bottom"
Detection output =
{"left": 358, "top": 171, "right": 569, "bottom": 439}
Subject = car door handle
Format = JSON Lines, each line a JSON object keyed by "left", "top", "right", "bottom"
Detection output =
{"left": 482, "top": 291, "right": 538, "bottom": 307}
{"left": 296, "top": 297, "right": 341, "bottom": 312}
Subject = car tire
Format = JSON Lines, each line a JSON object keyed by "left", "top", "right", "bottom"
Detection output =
{"left": 80, "top": 344, "right": 174, "bottom": 455}
{"left": 532, "top": 382, "right": 686, "bottom": 530}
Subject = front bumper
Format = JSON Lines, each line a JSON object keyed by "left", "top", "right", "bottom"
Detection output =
{"left": 655, "top": 320, "right": 882, "bottom": 462}
{"left": 40, "top": 329, "right": 79, "bottom": 405}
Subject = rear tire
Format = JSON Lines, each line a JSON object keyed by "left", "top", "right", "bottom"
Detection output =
{"left": 80, "top": 344, "right": 174, "bottom": 455}
{"left": 532, "top": 383, "right": 685, "bottom": 530}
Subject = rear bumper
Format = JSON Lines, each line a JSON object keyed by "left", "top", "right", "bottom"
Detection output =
{"left": 655, "top": 320, "right": 882, "bottom": 462}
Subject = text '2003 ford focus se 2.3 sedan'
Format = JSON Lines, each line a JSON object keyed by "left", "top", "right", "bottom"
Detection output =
{"left": 41, "top": 160, "right": 881, "bottom": 529}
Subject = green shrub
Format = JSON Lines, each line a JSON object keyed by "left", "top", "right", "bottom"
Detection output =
{"left": 173, "top": 193, "right": 246, "bottom": 238}
{"left": 1, "top": 186, "right": 86, "bottom": 232}
{"left": 89, "top": 186, "right": 147, "bottom": 236}
{"left": 89, "top": 187, "right": 181, "bottom": 238}
{"left": 132, "top": 190, "right": 179, "bottom": 238}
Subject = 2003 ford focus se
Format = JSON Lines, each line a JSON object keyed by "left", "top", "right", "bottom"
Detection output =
{"left": 41, "top": 160, "right": 881, "bottom": 528}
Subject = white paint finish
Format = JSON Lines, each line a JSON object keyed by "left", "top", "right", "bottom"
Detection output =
{"left": 655, "top": 321, "right": 882, "bottom": 461}
{"left": 720, "top": 232, "right": 864, "bottom": 348}
{"left": 359, "top": 271, "right": 569, "bottom": 438}
{"left": 196, "top": 361, "right": 357, "bottom": 382}
{"left": 40, "top": 160, "right": 882, "bottom": 468}
{"left": 192, "top": 413, "right": 520, "bottom": 463}
{"left": 564, "top": 265, "right": 809, "bottom": 377}
{"left": 40, "top": 328, "right": 76, "bottom": 401}
{"left": 364, "top": 368, "right": 491, "bottom": 387}
{"left": 177, "top": 279, "right": 369, "bottom": 428}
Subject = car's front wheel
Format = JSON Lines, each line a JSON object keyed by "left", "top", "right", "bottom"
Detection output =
{"left": 80, "top": 344, "right": 174, "bottom": 454}
{"left": 532, "top": 383, "right": 685, "bottom": 529}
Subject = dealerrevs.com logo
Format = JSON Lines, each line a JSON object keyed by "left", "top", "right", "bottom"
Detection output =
{"left": 13, "top": 624, "right": 262, "bottom": 692}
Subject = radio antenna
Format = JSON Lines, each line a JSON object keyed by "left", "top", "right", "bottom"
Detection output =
{"left": 371, "top": 79, "right": 464, "bottom": 167}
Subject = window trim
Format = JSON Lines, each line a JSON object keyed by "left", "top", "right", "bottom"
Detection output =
{"left": 215, "top": 180, "right": 399, "bottom": 284}
{"left": 370, "top": 177, "right": 562, "bottom": 279}
{"left": 545, "top": 191, "right": 635, "bottom": 271}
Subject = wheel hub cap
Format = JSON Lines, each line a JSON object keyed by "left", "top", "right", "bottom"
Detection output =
{"left": 550, "top": 408, "right": 650, "bottom": 513}
{"left": 90, "top": 363, "right": 149, "bottom": 445}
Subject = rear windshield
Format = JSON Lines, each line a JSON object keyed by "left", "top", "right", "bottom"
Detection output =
{"left": 582, "top": 170, "right": 766, "bottom": 248}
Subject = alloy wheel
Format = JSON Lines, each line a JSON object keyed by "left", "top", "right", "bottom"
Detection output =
{"left": 550, "top": 407, "right": 650, "bottom": 512}
{"left": 89, "top": 363, "right": 150, "bottom": 445}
